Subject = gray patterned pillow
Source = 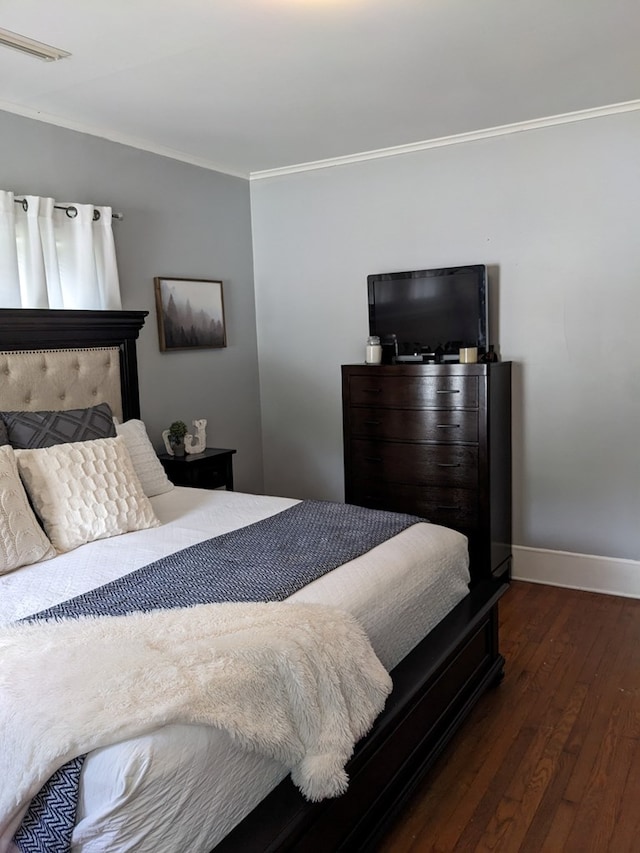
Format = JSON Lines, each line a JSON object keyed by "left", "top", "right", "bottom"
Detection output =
{"left": 1, "top": 402, "right": 116, "bottom": 450}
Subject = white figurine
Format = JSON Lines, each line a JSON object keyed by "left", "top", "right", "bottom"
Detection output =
{"left": 161, "top": 429, "right": 174, "bottom": 455}
{"left": 185, "top": 418, "right": 207, "bottom": 455}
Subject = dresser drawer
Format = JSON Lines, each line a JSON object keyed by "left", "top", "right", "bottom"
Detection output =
{"left": 348, "top": 407, "right": 478, "bottom": 443}
{"left": 347, "top": 374, "right": 478, "bottom": 409}
{"left": 350, "top": 482, "right": 478, "bottom": 530}
{"left": 349, "top": 440, "right": 478, "bottom": 489}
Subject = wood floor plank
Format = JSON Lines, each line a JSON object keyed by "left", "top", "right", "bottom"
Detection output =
{"left": 378, "top": 581, "right": 640, "bottom": 853}
{"left": 518, "top": 748, "right": 579, "bottom": 853}
{"left": 607, "top": 737, "right": 640, "bottom": 851}
{"left": 562, "top": 601, "right": 636, "bottom": 804}
{"left": 539, "top": 799, "right": 577, "bottom": 853}
{"left": 563, "top": 716, "right": 635, "bottom": 850}
{"left": 475, "top": 681, "right": 588, "bottom": 852}
{"left": 451, "top": 598, "right": 587, "bottom": 850}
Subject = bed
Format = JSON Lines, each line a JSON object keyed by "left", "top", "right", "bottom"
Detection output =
{"left": 0, "top": 308, "right": 508, "bottom": 852}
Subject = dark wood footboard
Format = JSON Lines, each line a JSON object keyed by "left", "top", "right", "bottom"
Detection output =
{"left": 215, "top": 577, "right": 508, "bottom": 852}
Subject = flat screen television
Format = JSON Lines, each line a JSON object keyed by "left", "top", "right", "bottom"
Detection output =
{"left": 367, "top": 264, "right": 488, "bottom": 361}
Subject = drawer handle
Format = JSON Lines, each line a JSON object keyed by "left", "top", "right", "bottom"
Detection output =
{"left": 364, "top": 456, "right": 382, "bottom": 463}
{"left": 362, "top": 388, "right": 382, "bottom": 394}
{"left": 436, "top": 424, "right": 460, "bottom": 429}
{"left": 364, "top": 420, "right": 381, "bottom": 426}
{"left": 436, "top": 389, "right": 460, "bottom": 394}
{"left": 437, "top": 505, "right": 460, "bottom": 511}
{"left": 437, "top": 462, "right": 460, "bottom": 468}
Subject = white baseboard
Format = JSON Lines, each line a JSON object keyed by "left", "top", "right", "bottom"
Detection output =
{"left": 512, "top": 545, "right": 640, "bottom": 599}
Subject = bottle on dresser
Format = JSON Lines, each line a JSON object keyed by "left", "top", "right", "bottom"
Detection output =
{"left": 365, "top": 336, "right": 382, "bottom": 364}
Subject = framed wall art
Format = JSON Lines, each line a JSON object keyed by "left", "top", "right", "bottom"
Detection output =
{"left": 154, "top": 277, "right": 227, "bottom": 352}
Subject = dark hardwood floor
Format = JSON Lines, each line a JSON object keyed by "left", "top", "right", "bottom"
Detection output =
{"left": 378, "top": 580, "right": 640, "bottom": 852}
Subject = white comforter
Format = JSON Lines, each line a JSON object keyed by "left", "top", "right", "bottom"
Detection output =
{"left": 0, "top": 488, "right": 471, "bottom": 852}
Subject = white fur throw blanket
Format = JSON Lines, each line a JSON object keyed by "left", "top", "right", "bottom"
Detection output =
{"left": 0, "top": 602, "right": 392, "bottom": 847}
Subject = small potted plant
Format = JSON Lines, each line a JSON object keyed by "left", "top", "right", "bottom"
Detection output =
{"left": 168, "top": 420, "right": 188, "bottom": 457}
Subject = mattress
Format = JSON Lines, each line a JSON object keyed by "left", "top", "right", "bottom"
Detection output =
{"left": 2, "top": 487, "right": 470, "bottom": 852}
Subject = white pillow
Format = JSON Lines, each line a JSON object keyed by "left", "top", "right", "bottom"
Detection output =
{"left": 114, "top": 419, "right": 174, "bottom": 497}
{"left": 0, "top": 445, "right": 55, "bottom": 575}
{"left": 15, "top": 436, "right": 160, "bottom": 554}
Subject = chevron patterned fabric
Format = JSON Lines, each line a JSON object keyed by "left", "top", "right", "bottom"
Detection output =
{"left": 15, "top": 500, "right": 422, "bottom": 850}
{"left": 13, "top": 757, "right": 85, "bottom": 853}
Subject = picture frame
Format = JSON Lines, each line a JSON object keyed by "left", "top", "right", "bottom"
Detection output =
{"left": 154, "top": 277, "right": 227, "bottom": 352}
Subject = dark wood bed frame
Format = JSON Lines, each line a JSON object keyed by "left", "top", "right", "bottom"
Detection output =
{"left": 0, "top": 308, "right": 509, "bottom": 853}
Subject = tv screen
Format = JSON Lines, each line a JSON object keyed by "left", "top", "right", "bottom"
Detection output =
{"left": 368, "top": 264, "right": 488, "bottom": 359}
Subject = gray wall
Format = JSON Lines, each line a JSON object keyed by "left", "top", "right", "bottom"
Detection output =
{"left": 0, "top": 110, "right": 264, "bottom": 494}
{"left": 251, "top": 110, "right": 640, "bottom": 561}
{"left": 3, "top": 107, "right": 639, "bottom": 560}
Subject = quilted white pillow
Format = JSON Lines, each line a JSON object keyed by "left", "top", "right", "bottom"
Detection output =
{"left": 114, "top": 419, "right": 174, "bottom": 497}
{"left": 0, "top": 445, "right": 55, "bottom": 575}
{"left": 15, "top": 436, "right": 160, "bottom": 554}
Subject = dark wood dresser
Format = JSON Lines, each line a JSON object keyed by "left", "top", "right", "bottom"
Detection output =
{"left": 342, "top": 362, "right": 512, "bottom": 580}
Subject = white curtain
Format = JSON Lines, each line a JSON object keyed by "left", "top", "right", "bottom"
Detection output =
{"left": 0, "top": 190, "right": 122, "bottom": 309}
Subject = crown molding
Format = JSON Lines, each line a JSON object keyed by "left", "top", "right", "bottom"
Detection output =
{"left": 250, "top": 99, "right": 640, "bottom": 181}
{"left": 0, "top": 100, "right": 249, "bottom": 179}
{"left": 2, "top": 97, "right": 638, "bottom": 183}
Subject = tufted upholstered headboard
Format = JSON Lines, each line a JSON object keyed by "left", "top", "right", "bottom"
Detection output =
{"left": 0, "top": 309, "right": 148, "bottom": 420}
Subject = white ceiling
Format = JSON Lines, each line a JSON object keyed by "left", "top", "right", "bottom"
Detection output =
{"left": 0, "top": 0, "right": 638, "bottom": 178}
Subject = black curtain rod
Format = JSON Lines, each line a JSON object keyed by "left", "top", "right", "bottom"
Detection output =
{"left": 13, "top": 197, "right": 123, "bottom": 221}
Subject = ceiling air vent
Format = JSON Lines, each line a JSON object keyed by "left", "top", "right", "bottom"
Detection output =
{"left": 0, "top": 28, "right": 70, "bottom": 62}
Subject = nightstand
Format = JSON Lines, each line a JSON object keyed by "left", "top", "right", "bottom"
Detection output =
{"left": 158, "top": 447, "right": 236, "bottom": 491}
